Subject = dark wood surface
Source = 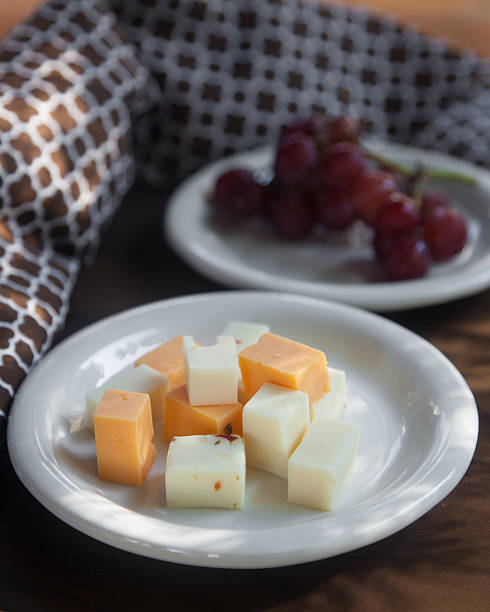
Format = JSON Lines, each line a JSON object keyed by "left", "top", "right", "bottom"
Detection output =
{"left": 0, "top": 0, "right": 489, "bottom": 609}
{"left": 1, "top": 183, "right": 489, "bottom": 611}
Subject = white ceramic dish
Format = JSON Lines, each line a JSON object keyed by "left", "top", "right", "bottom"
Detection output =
{"left": 165, "top": 143, "right": 490, "bottom": 311}
{"left": 8, "top": 291, "right": 478, "bottom": 568}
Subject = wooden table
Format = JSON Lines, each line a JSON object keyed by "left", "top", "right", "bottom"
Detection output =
{"left": 1, "top": 2, "right": 489, "bottom": 611}
{"left": 1, "top": 183, "right": 488, "bottom": 611}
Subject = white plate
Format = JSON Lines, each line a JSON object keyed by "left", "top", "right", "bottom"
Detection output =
{"left": 165, "top": 143, "right": 490, "bottom": 311}
{"left": 8, "top": 291, "right": 478, "bottom": 568}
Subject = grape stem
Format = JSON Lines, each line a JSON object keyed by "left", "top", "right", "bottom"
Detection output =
{"left": 362, "top": 147, "right": 477, "bottom": 185}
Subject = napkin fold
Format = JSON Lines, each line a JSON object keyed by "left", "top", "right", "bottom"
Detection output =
{"left": 0, "top": 0, "right": 154, "bottom": 438}
{"left": 1, "top": 0, "right": 489, "bottom": 440}
{"left": 108, "top": 0, "right": 490, "bottom": 187}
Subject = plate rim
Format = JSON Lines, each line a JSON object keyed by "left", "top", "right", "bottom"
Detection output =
{"left": 7, "top": 290, "right": 479, "bottom": 568}
{"left": 164, "top": 143, "right": 490, "bottom": 311}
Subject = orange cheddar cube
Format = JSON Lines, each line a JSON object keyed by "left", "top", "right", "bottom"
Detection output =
{"left": 238, "top": 379, "right": 253, "bottom": 406}
{"left": 94, "top": 389, "right": 156, "bottom": 486}
{"left": 162, "top": 385, "right": 243, "bottom": 443}
{"left": 238, "top": 333, "right": 329, "bottom": 406}
{"left": 135, "top": 335, "right": 185, "bottom": 391}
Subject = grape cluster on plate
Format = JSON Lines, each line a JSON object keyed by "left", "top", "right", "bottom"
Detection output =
{"left": 209, "top": 115, "right": 468, "bottom": 281}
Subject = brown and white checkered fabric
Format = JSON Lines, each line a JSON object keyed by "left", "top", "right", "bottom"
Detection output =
{"left": 0, "top": 0, "right": 153, "bottom": 434}
{"left": 108, "top": 0, "right": 490, "bottom": 188}
{"left": 0, "top": 0, "right": 152, "bottom": 259}
{"left": 0, "top": 221, "right": 78, "bottom": 424}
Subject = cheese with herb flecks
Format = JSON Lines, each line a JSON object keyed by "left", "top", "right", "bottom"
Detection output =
{"left": 165, "top": 434, "right": 246, "bottom": 509}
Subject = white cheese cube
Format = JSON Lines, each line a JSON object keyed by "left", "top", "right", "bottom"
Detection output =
{"left": 183, "top": 335, "right": 239, "bottom": 406}
{"left": 85, "top": 364, "right": 168, "bottom": 431}
{"left": 165, "top": 434, "right": 246, "bottom": 509}
{"left": 243, "top": 382, "right": 310, "bottom": 479}
{"left": 311, "top": 368, "right": 346, "bottom": 422}
{"left": 288, "top": 420, "right": 359, "bottom": 511}
{"left": 220, "top": 321, "right": 270, "bottom": 351}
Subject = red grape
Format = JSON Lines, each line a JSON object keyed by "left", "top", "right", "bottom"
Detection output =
{"left": 381, "top": 235, "right": 431, "bottom": 280}
{"left": 373, "top": 232, "right": 395, "bottom": 260}
{"left": 374, "top": 193, "right": 420, "bottom": 237}
{"left": 318, "top": 143, "right": 367, "bottom": 191}
{"left": 421, "top": 189, "right": 451, "bottom": 217}
{"left": 423, "top": 207, "right": 467, "bottom": 261}
{"left": 327, "top": 116, "right": 363, "bottom": 144}
{"left": 281, "top": 114, "right": 328, "bottom": 142}
{"left": 274, "top": 133, "right": 318, "bottom": 183}
{"left": 268, "top": 191, "right": 314, "bottom": 239}
{"left": 315, "top": 189, "right": 358, "bottom": 230}
{"left": 378, "top": 165, "right": 404, "bottom": 189}
{"left": 353, "top": 170, "right": 397, "bottom": 225}
{"left": 209, "top": 114, "right": 470, "bottom": 283}
{"left": 211, "top": 168, "right": 265, "bottom": 218}
{"left": 263, "top": 176, "right": 287, "bottom": 211}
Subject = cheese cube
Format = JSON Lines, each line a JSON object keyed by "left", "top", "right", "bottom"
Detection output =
{"left": 221, "top": 321, "right": 270, "bottom": 351}
{"left": 184, "top": 335, "right": 239, "bottom": 406}
{"left": 224, "top": 322, "right": 269, "bottom": 403}
{"left": 239, "top": 333, "right": 329, "bottom": 407}
{"left": 135, "top": 335, "right": 185, "bottom": 391}
{"left": 94, "top": 389, "right": 156, "bottom": 487}
{"left": 243, "top": 382, "right": 310, "bottom": 479}
{"left": 238, "top": 379, "right": 252, "bottom": 406}
{"left": 165, "top": 434, "right": 246, "bottom": 509}
{"left": 85, "top": 364, "right": 168, "bottom": 430}
{"left": 162, "top": 385, "right": 242, "bottom": 442}
{"left": 288, "top": 420, "right": 359, "bottom": 511}
{"left": 311, "top": 368, "right": 346, "bottom": 422}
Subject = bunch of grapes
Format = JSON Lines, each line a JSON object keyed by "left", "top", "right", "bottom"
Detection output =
{"left": 209, "top": 114, "right": 468, "bottom": 281}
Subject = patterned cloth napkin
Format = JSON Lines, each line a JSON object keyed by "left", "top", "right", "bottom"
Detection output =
{"left": 0, "top": 0, "right": 489, "bottom": 438}
{"left": 112, "top": 0, "right": 490, "bottom": 186}
{"left": 0, "top": 0, "right": 153, "bottom": 437}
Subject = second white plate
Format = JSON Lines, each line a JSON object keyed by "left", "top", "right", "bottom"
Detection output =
{"left": 165, "top": 143, "right": 490, "bottom": 310}
{"left": 7, "top": 291, "right": 478, "bottom": 568}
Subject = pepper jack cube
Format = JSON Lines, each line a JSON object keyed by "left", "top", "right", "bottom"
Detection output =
{"left": 239, "top": 333, "right": 330, "bottom": 406}
{"left": 311, "top": 368, "right": 346, "bottom": 422}
{"left": 184, "top": 335, "right": 239, "bottom": 406}
{"left": 85, "top": 364, "right": 169, "bottom": 430}
{"left": 221, "top": 321, "right": 270, "bottom": 351}
{"left": 94, "top": 389, "right": 156, "bottom": 487}
{"left": 162, "top": 385, "right": 242, "bottom": 442}
{"left": 135, "top": 335, "right": 185, "bottom": 391}
{"left": 288, "top": 419, "right": 359, "bottom": 511}
{"left": 243, "top": 382, "right": 310, "bottom": 479}
{"left": 165, "top": 434, "right": 246, "bottom": 509}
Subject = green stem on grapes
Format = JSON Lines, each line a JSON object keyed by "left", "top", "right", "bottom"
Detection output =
{"left": 362, "top": 147, "right": 477, "bottom": 186}
{"left": 406, "top": 165, "right": 430, "bottom": 204}
{"left": 427, "top": 167, "right": 476, "bottom": 184}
